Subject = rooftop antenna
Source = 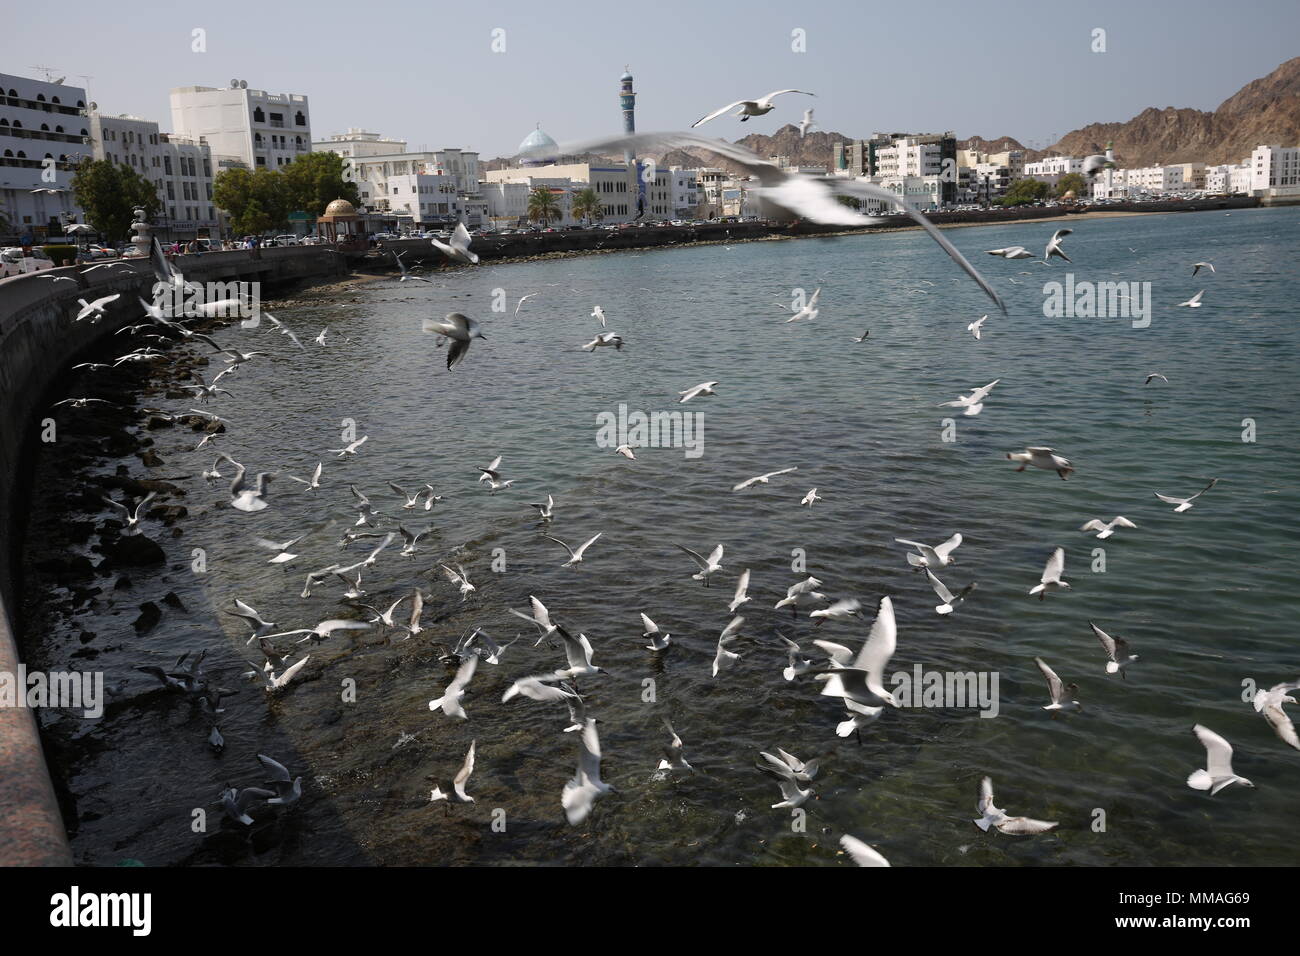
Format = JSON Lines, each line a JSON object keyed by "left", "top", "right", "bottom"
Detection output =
{"left": 29, "top": 64, "right": 60, "bottom": 83}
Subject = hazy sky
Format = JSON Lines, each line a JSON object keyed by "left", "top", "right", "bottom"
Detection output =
{"left": 6, "top": 0, "right": 1297, "bottom": 158}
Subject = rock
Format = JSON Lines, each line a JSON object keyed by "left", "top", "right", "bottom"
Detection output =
{"left": 99, "top": 535, "right": 166, "bottom": 568}
{"left": 133, "top": 601, "right": 161, "bottom": 634}
{"left": 148, "top": 504, "right": 188, "bottom": 523}
{"left": 140, "top": 449, "right": 164, "bottom": 467}
{"left": 162, "top": 591, "right": 186, "bottom": 612}
{"left": 145, "top": 415, "right": 175, "bottom": 430}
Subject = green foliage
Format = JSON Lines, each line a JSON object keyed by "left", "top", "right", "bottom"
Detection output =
{"left": 282, "top": 151, "right": 360, "bottom": 218}
{"left": 214, "top": 167, "right": 292, "bottom": 235}
{"left": 70, "top": 159, "right": 161, "bottom": 241}
{"left": 570, "top": 187, "right": 603, "bottom": 223}
{"left": 999, "top": 178, "right": 1052, "bottom": 206}
{"left": 1056, "top": 173, "right": 1087, "bottom": 198}
{"left": 527, "top": 187, "right": 563, "bottom": 226}
{"left": 42, "top": 244, "right": 78, "bottom": 265}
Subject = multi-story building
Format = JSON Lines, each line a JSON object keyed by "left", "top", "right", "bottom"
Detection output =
{"left": 0, "top": 73, "right": 89, "bottom": 241}
{"left": 1023, "top": 155, "right": 1083, "bottom": 188}
{"left": 668, "top": 166, "right": 699, "bottom": 217}
{"left": 170, "top": 83, "right": 311, "bottom": 170}
{"left": 485, "top": 161, "right": 639, "bottom": 223}
{"left": 834, "top": 132, "right": 956, "bottom": 203}
{"left": 380, "top": 172, "right": 462, "bottom": 226}
{"left": 312, "top": 128, "right": 407, "bottom": 160}
{"left": 1249, "top": 144, "right": 1300, "bottom": 192}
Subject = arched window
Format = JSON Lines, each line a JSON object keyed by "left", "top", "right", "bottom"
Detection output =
{"left": 8, "top": 89, "right": 18, "bottom": 97}
{"left": 17, "top": 150, "right": 26, "bottom": 158}
{"left": 51, "top": 96, "right": 60, "bottom": 104}
{"left": 76, "top": 99, "right": 84, "bottom": 107}
{"left": 80, "top": 128, "right": 87, "bottom": 136}
{"left": 253, "top": 107, "right": 265, "bottom": 122}
{"left": 40, "top": 123, "right": 49, "bottom": 131}
{"left": 2, "top": 150, "right": 11, "bottom": 158}
{"left": 36, "top": 93, "right": 45, "bottom": 101}
{"left": 12, "top": 120, "right": 21, "bottom": 128}
{"left": 294, "top": 111, "right": 305, "bottom": 126}
{"left": 0, "top": 119, "right": 8, "bottom": 126}
{"left": 55, "top": 125, "right": 63, "bottom": 132}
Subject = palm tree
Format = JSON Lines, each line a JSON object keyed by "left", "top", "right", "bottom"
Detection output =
{"left": 570, "top": 187, "right": 603, "bottom": 225}
{"left": 527, "top": 187, "right": 563, "bottom": 227}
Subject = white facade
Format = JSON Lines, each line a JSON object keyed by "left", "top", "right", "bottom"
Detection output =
{"left": 312, "top": 128, "right": 407, "bottom": 159}
{"left": 876, "top": 137, "right": 947, "bottom": 179}
{"left": 485, "top": 162, "right": 638, "bottom": 223}
{"left": 1024, "top": 155, "right": 1083, "bottom": 188}
{"left": 0, "top": 73, "right": 89, "bottom": 240}
{"left": 314, "top": 136, "right": 483, "bottom": 225}
{"left": 382, "top": 172, "right": 462, "bottom": 225}
{"left": 668, "top": 166, "right": 699, "bottom": 216}
{"left": 170, "top": 85, "right": 311, "bottom": 171}
{"left": 1250, "top": 144, "right": 1300, "bottom": 192}
{"left": 1230, "top": 163, "right": 1253, "bottom": 195}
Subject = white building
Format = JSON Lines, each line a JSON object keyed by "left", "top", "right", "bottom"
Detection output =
{"left": 1023, "top": 155, "right": 1083, "bottom": 188}
{"left": 668, "top": 166, "right": 699, "bottom": 217}
{"left": 485, "top": 162, "right": 638, "bottom": 223}
{"left": 170, "top": 83, "right": 311, "bottom": 171}
{"left": 1249, "top": 144, "right": 1300, "bottom": 192}
{"left": 0, "top": 73, "right": 89, "bottom": 241}
{"left": 1230, "top": 163, "right": 1254, "bottom": 195}
{"left": 381, "top": 172, "right": 462, "bottom": 226}
{"left": 312, "top": 128, "right": 407, "bottom": 160}
{"left": 875, "top": 136, "right": 948, "bottom": 179}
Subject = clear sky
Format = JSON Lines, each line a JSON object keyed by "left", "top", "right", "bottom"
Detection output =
{"left": 5, "top": 0, "right": 1297, "bottom": 158}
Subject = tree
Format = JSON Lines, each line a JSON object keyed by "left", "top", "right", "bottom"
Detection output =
{"left": 570, "top": 187, "right": 603, "bottom": 224}
{"left": 1056, "top": 172, "right": 1087, "bottom": 199}
{"left": 214, "top": 166, "right": 291, "bottom": 235}
{"left": 1000, "top": 178, "right": 1051, "bottom": 206}
{"left": 70, "top": 158, "right": 161, "bottom": 241}
{"left": 282, "top": 151, "right": 359, "bottom": 218}
{"left": 527, "top": 187, "right": 563, "bottom": 226}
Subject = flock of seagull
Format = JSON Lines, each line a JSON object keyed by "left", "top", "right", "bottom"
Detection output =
{"left": 39, "top": 94, "right": 1292, "bottom": 864}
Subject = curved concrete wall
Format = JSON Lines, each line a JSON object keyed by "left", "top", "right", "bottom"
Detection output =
{"left": 0, "top": 246, "right": 346, "bottom": 865}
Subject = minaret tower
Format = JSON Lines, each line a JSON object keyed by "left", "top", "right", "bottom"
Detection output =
{"left": 619, "top": 66, "right": 636, "bottom": 165}
{"left": 1103, "top": 140, "right": 1115, "bottom": 197}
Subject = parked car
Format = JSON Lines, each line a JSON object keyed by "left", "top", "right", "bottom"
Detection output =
{"left": 273, "top": 235, "right": 300, "bottom": 246}
{"left": 1, "top": 247, "right": 55, "bottom": 277}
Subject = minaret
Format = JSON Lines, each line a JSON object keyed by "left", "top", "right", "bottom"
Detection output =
{"left": 619, "top": 66, "right": 636, "bottom": 165}
{"left": 1103, "top": 140, "right": 1115, "bottom": 197}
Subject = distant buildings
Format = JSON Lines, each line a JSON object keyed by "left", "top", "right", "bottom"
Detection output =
{"left": 170, "top": 83, "right": 311, "bottom": 171}
{"left": 0, "top": 73, "right": 89, "bottom": 240}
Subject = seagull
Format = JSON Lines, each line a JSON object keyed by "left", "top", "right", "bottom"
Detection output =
{"left": 543, "top": 532, "right": 603, "bottom": 567}
{"left": 422, "top": 312, "right": 485, "bottom": 369}
{"left": 201, "top": 458, "right": 223, "bottom": 481}
{"left": 675, "top": 542, "right": 724, "bottom": 586}
{"left": 591, "top": 305, "right": 607, "bottom": 327}
{"left": 529, "top": 495, "right": 555, "bottom": 522}
{"left": 728, "top": 569, "right": 751, "bottom": 612}
{"left": 581, "top": 332, "right": 624, "bottom": 351}
{"left": 938, "top": 379, "right": 999, "bottom": 417}
{"left": 257, "top": 754, "right": 303, "bottom": 806}
{"left": 1079, "top": 516, "right": 1137, "bottom": 540}
{"left": 286, "top": 462, "right": 323, "bottom": 492}
{"left": 840, "top": 835, "right": 890, "bottom": 867}
{"left": 777, "top": 634, "right": 812, "bottom": 682}
{"left": 1155, "top": 478, "right": 1218, "bottom": 512}
{"left": 182, "top": 368, "right": 235, "bottom": 401}
{"left": 798, "top": 108, "right": 817, "bottom": 138}
{"left": 552, "top": 624, "right": 605, "bottom": 680}
{"left": 782, "top": 288, "right": 821, "bottom": 322}
{"left": 814, "top": 596, "right": 899, "bottom": 708}
{"left": 1044, "top": 229, "right": 1072, "bottom": 262}
{"left": 393, "top": 251, "right": 432, "bottom": 283}
{"left": 759, "top": 748, "right": 819, "bottom": 783}
{"left": 926, "top": 569, "right": 975, "bottom": 615}
{"left": 314, "top": 328, "right": 328, "bottom": 345}
{"left": 509, "top": 595, "right": 558, "bottom": 643}
{"left": 799, "top": 488, "right": 822, "bottom": 506}
{"left": 1253, "top": 680, "right": 1300, "bottom": 751}
{"left": 656, "top": 719, "right": 694, "bottom": 773}
{"left": 421, "top": 486, "right": 442, "bottom": 511}
{"left": 1036, "top": 657, "right": 1081, "bottom": 712}
{"left": 246, "top": 655, "right": 310, "bottom": 692}
{"left": 101, "top": 492, "right": 156, "bottom": 535}
{"left": 429, "top": 221, "right": 479, "bottom": 264}
{"left": 851, "top": 330, "right": 870, "bottom": 343}
{"left": 1081, "top": 153, "right": 1110, "bottom": 180}
{"left": 810, "top": 598, "right": 862, "bottom": 623}
{"left": 349, "top": 485, "right": 382, "bottom": 527}
{"left": 1029, "top": 547, "right": 1070, "bottom": 600}
{"left": 332, "top": 565, "right": 367, "bottom": 601}
{"left": 224, "top": 599, "right": 277, "bottom": 641}
{"left": 477, "top": 456, "right": 503, "bottom": 483}
{"left": 692, "top": 89, "right": 815, "bottom": 127}
{"left": 1144, "top": 372, "right": 1168, "bottom": 386}
{"left": 220, "top": 786, "right": 275, "bottom": 826}
{"left": 388, "top": 482, "right": 426, "bottom": 510}
{"left": 395, "top": 525, "right": 429, "bottom": 556}
{"left": 712, "top": 615, "right": 744, "bottom": 677}
{"left": 1192, "top": 262, "right": 1215, "bottom": 276}
{"left": 613, "top": 444, "right": 636, "bottom": 460}
{"left": 894, "top": 533, "right": 962, "bottom": 569}
{"left": 268, "top": 618, "right": 371, "bottom": 646}
{"left": 440, "top": 564, "right": 476, "bottom": 601}
{"left": 74, "top": 294, "right": 120, "bottom": 322}
{"left": 52, "top": 397, "right": 115, "bottom": 409}
{"left": 218, "top": 455, "right": 273, "bottom": 512}
{"left": 429, "top": 654, "right": 478, "bottom": 719}
{"left": 974, "top": 776, "right": 1058, "bottom": 834}
{"left": 1178, "top": 290, "right": 1205, "bottom": 308}
{"left": 770, "top": 775, "right": 813, "bottom": 810}
{"left": 263, "top": 312, "right": 303, "bottom": 349}
{"left": 1006, "top": 446, "right": 1074, "bottom": 479}
{"left": 330, "top": 436, "right": 369, "bottom": 458}
{"left": 356, "top": 594, "right": 410, "bottom": 630}
{"left": 986, "top": 246, "right": 1034, "bottom": 259}
{"left": 254, "top": 534, "right": 305, "bottom": 564}
{"left": 1187, "top": 724, "right": 1254, "bottom": 794}
{"left": 430, "top": 741, "right": 476, "bottom": 804}
{"left": 531, "top": 131, "right": 1007, "bottom": 313}
{"left": 502, "top": 673, "right": 577, "bottom": 704}
{"left": 967, "top": 315, "right": 988, "bottom": 339}
{"left": 639, "top": 613, "right": 671, "bottom": 651}
{"left": 1090, "top": 621, "right": 1138, "bottom": 677}
{"left": 562, "top": 718, "right": 613, "bottom": 824}
{"left": 515, "top": 292, "right": 540, "bottom": 314}
{"left": 733, "top": 466, "right": 798, "bottom": 491}
{"left": 678, "top": 381, "right": 718, "bottom": 403}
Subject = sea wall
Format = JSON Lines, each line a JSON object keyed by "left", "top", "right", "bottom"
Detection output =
{"left": 0, "top": 245, "right": 347, "bottom": 865}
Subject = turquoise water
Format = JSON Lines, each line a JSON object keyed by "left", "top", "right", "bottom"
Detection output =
{"left": 32, "top": 206, "right": 1300, "bottom": 865}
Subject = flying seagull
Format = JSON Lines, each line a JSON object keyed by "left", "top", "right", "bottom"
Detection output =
{"left": 799, "top": 108, "right": 817, "bottom": 138}
{"left": 639, "top": 613, "right": 671, "bottom": 651}
{"left": 1079, "top": 516, "right": 1136, "bottom": 540}
{"left": 1044, "top": 229, "right": 1072, "bottom": 262}
{"left": 712, "top": 616, "right": 744, "bottom": 677}
{"left": 543, "top": 532, "right": 603, "bottom": 567}
{"left": 430, "top": 740, "right": 476, "bottom": 804}
{"left": 926, "top": 569, "right": 975, "bottom": 615}
{"left": 422, "top": 312, "right": 485, "bottom": 369}
{"left": 691, "top": 89, "right": 815, "bottom": 127}
{"left": 1187, "top": 724, "right": 1253, "bottom": 794}
{"left": 562, "top": 718, "right": 613, "bottom": 824}
{"left": 1029, "top": 547, "right": 1070, "bottom": 600}
{"left": 657, "top": 719, "right": 693, "bottom": 773}
{"left": 839, "top": 834, "right": 890, "bottom": 867}
{"left": 894, "top": 533, "right": 962, "bottom": 569}
{"left": 430, "top": 221, "right": 479, "bottom": 264}
{"left": 1154, "top": 478, "right": 1218, "bottom": 512}
{"left": 1090, "top": 621, "right": 1138, "bottom": 677}
{"left": 678, "top": 381, "right": 718, "bottom": 403}
{"left": 967, "top": 315, "right": 988, "bottom": 339}
{"left": 1035, "top": 657, "right": 1081, "bottom": 712}
{"left": 1144, "top": 373, "right": 1168, "bottom": 386}
{"left": 974, "top": 776, "right": 1058, "bottom": 834}
{"left": 986, "top": 246, "right": 1034, "bottom": 260}
{"left": 675, "top": 542, "right": 724, "bottom": 586}
{"left": 1191, "top": 262, "right": 1215, "bottom": 276}
{"left": 728, "top": 569, "right": 751, "bottom": 612}
{"left": 1006, "top": 446, "right": 1074, "bottom": 479}
{"left": 429, "top": 654, "right": 478, "bottom": 719}
{"left": 75, "top": 293, "right": 121, "bottom": 322}
{"left": 813, "top": 596, "right": 899, "bottom": 708}
{"left": 1178, "top": 290, "right": 1205, "bottom": 308}
{"left": 733, "top": 466, "right": 798, "bottom": 491}
{"left": 591, "top": 305, "right": 607, "bottom": 326}
{"left": 1253, "top": 680, "right": 1300, "bottom": 752}
{"left": 101, "top": 492, "right": 156, "bottom": 535}
{"left": 938, "top": 378, "right": 999, "bottom": 417}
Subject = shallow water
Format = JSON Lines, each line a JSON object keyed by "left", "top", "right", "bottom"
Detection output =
{"left": 24, "top": 206, "right": 1300, "bottom": 865}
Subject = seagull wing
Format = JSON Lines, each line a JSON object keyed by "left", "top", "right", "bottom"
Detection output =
{"left": 1090, "top": 621, "right": 1117, "bottom": 659}
{"left": 933, "top": 532, "right": 963, "bottom": 559}
{"left": 1193, "top": 724, "right": 1234, "bottom": 777}
{"left": 572, "top": 533, "right": 603, "bottom": 560}
{"left": 925, "top": 569, "right": 955, "bottom": 604}
{"left": 691, "top": 100, "right": 749, "bottom": 128}
{"left": 257, "top": 753, "right": 292, "bottom": 783}
{"left": 674, "top": 543, "right": 710, "bottom": 570}
{"left": 840, "top": 834, "right": 890, "bottom": 867}
{"left": 1035, "top": 657, "right": 1064, "bottom": 705}
{"left": 852, "top": 596, "right": 896, "bottom": 687}
{"left": 453, "top": 740, "right": 476, "bottom": 797}
{"left": 1042, "top": 547, "right": 1065, "bottom": 583}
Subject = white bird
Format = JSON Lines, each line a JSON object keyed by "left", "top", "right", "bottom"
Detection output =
{"left": 255, "top": 534, "right": 305, "bottom": 564}
{"left": 836, "top": 698, "right": 885, "bottom": 738}
{"left": 476, "top": 455, "right": 503, "bottom": 483}
{"left": 759, "top": 748, "right": 819, "bottom": 783}
{"left": 851, "top": 329, "right": 870, "bottom": 343}
{"left": 1144, "top": 372, "right": 1168, "bottom": 386}
{"left": 392, "top": 251, "right": 432, "bottom": 283}
{"left": 782, "top": 287, "right": 820, "bottom": 323}
{"left": 925, "top": 569, "right": 975, "bottom": 615}
{"left": 75, "top": 293, "right": 120, "bottom": 322}
{"left": 257, "top": 754, "right": 303, "bottom": 806}
{"left": 692, "top": 89, "right": 815, "bottom": 127}
{"left": 1187, "top": 724, "right": 1254, "bottom": 794}
{"left": 356, "top": 594, "right": 410, "bottom": 630}
{"left": 675, "top": 542, "right": 724, "bottom": 586}
{"left": 639, "top": 613, "right": 671, "bottom": 651}
{"left": 1006, "top": 446, "right": 1074, "bottom": 479}
{"left": 678, "top": 381, "right": 718, "bottom": 403}
{"left": 101, "top": 491, "right": 156, "bottom": 534}
{"left": 200, "top": 459, "right": 223, "bottom": 481}
{"left": 440, "top": 564, "right": 476, "bottom": 601}
{"left": 840, "top": 834, "right": 890, "bottom": 867}
{"left": 267, "top": 618, "right": 371, "bottom": 646}
{"left": 1090, "top": 621, "right": 1138, "bottom": 677}
{"left": 1154, "top": 478, "right": 1218, "bottom": 512}
{"left": 1029, "top": 547, "right": 1070, "bottom": 600}
{"left": 712, "top": 615, "right": 744, "bottom": 677}
{"left": 1079, "top": 516, "right": 1137, "bottom": 540}
{"left": 430, "top": 740, "right": 477, "bottom": 804}
{"left": 183, "top": 368, "right": 235, "bottom": 401}
{"left": 581, "top": 332, "right": 624, "bottom": 351}
{"left": 330, "top": 435, "right": 369, "bottom": 458}
{"left": 656, "top": 718, "right": 694, "bottom": 774}
{"left": 388, "top": 482, "right": 426, "bottom": 509}
{"left": 429, "top": 221, "right": 479, "bottom": 264}
{"left": 810, "top": 598, "right": 862, "bottom": 623}
{"left": 800, "top": 488, "right": 822, "bottom": 506}
{"left": 502, "top": 673, "right": 577, "bottom": 704}
{"left": 216, "top": 457, "right": 272, "bottom": 513}
{"left": 286, "top": 462, "right": 323, "bottom": 491}
{"left": 1035, "top": 657, "right": 1081, "bottom": 712}
{"left": 220, "top": 786, "right": 274, "bottom": 826}
{"left": 728, "top": 569, "right": 751, "bottom": 612}
{"left": 349, "top": 485, "right": 381, "bottom": 527}
{"left": 224, "top": 598, "right": 277, "bottom": 641}
{"left": 771, "top": 776, "right": 813, "bottom": 810}
{"left": 938, "top": 379, "right": 999, "bottom": 417}
{"left": 613, "top": 444, "right": 636, "bottom": 460}
{"left": 1253, "top": 680, "right": 1300, "bottom": 751}
{"left": 562, "top": 718, "right": 613, "bottom": 824}
{"left": 314, "top": 328, "right": 328, "bottom": 345}
{"left": 543, "top": 532, "right": 603, "bottom": 567}
{"left": 529, "top": 494, "right": 555, "bottom": 522}
{"left": 514, "top": 292, "right": 540, "bottom": 314}
{"left": 428, "top": 654, "right": 478, "bottom": 719}
{"left": 421, "top": 486, "right": 442, "bottom": 511}
{"left": 247, "top": 655, "right": 310, "bottom": 693}
{"left": 591, "top": 305, "right": 607, "bottom": 326}
{"left": 814, "top": 596, "right": 899, "bottom": 707}
{"left": 967, "top": 315, "right": 988, "bottom": 339}
{"left": 974, "top": 776, "right": 1058, "bottom": 834}
{"left": 733, "top": 466, "right": 798, "bottom": 491}
{"left": 552, "top": 624, "right": 605, "bottom": 679}
{"left": 422, "top": 312, "right": 485, "bottom": 369}
{"left": 1044, "top": 229, "right": 1072, "bottom": 262}
{"left": 509, "top": 595, "right": 558, "bottom": 643}
{"left": 1178, "top": 290, "right": 1205, "bottom": 308}
{"left": 1192, "top": 262, "right": 1215, "bottom": 276}
{"left": 798, "top": 108, "right": 817, "bottom": 138}
{"left": 894, "top": 533, "right": 962, "bottom": 569}
{"left": 986, "top": 246, "right": 1034, "bottom": 259}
